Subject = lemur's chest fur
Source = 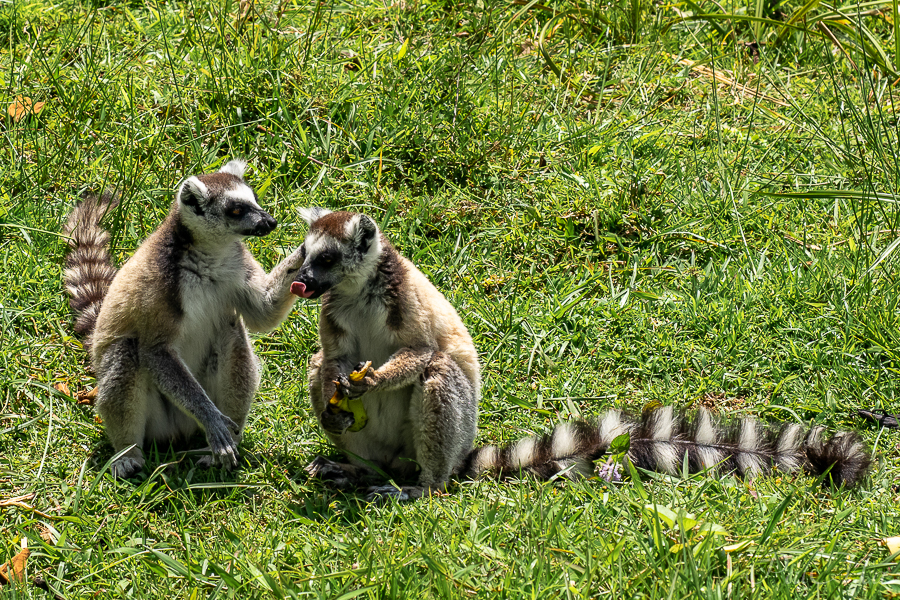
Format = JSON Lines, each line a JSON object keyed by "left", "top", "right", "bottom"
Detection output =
{"left": 327, "top": 295, "right": 401, "bottom": 370}
{"left": 175, "top": 244, "right": 245, "bottom": 374}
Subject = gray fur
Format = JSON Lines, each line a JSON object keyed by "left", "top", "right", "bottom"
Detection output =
{"left": 64, "top": 161, "right": 305, "bottom": 478}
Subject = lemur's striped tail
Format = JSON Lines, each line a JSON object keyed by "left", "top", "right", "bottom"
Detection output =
{"left": 63, "top": 192, "right": 118, "bottom": 352}
{"left": 460, "top": 406, "right": 871, "bottom": 488}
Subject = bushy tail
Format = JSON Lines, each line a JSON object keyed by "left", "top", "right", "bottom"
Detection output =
{"left": 461, "top": 406, "right": 871, "bottom": 488}
{"left": 63, "top": 192, "right": 119, "bottom": 352}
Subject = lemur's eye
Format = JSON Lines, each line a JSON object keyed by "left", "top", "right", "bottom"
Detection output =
{"left": 314, "top": 253, "right": 335, "bottom": 268}
{"left": 231, "top": 207, "right": 244, "bottom": 217}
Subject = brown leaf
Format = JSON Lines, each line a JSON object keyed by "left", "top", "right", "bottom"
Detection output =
{"left": 37, "top": 522, "right": 61, "bottom": 545}
{"left": 52, "top": 382, "right": 70, "bottom": 396}
{"left": 7, "top": 97, "right": 45, "bottom": 123}
{"left": 0, "top": 547, "right": 31, "bottom": 585}
{"left": 76, "top": 387, "right": 98, "bottom": 406}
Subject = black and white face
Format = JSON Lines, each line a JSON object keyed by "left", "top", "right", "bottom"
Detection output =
{"left": 290, "top": 211, "right": 380, "bottom": 299}
{"left": 177, "top": 160, "right": 277, "bottom": 239}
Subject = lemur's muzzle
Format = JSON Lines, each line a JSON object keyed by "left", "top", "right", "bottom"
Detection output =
{"left": 290, "top": 268, "right": 328, "bottom": 299}
{"left": 248, "top": 211, "right": 277, "bottom": 237}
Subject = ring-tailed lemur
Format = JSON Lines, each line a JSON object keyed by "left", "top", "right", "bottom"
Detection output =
{"left": 63, "top": 160, "right": 306, "bottom": 478}
{"left": 294, "top": 208, "right": 479, "bottom": 500}
{"left": 293, "top": 209, "right": 870, "bottom": 499}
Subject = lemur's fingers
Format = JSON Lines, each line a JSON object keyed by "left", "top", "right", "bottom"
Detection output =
{"left": 221, "top": 413, "right": 241, "bottom": 436}
{"left": 206, "top": 414, "right": 240, "bottom": 468}
{"left": 215, "top": 441, "right": 239, "bottom": 469}
{"left": 334, "top": 375, "right": 359, "bottom": 400}
{"left": 325, "top": 377, "right": 369, "bottom": 431}
{"left": 335, "top": 373, "right": 369, "bottom": 398}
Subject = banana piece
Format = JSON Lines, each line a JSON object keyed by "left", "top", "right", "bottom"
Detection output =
{"left": 349, "top": 361, "right": 372, "bottom": 382}
{"left": 327, "top": 362, "right": 373, "bottom": 432}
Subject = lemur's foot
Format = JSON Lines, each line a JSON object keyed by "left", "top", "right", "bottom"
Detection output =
{"left": 306, "top": 456, "right": 362, "bottom": 490}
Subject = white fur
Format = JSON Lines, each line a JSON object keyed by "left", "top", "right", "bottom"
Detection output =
{"left": 551, "top": 423, "right": 578, "bottom": 458}
{"left": 344, "top": 215, "right": 358, "bottom": 238}
{"left": 226, "top": 184, "right": 262, "bottom": 209}
{"left": 806, "top": 425, "right": 825, "bottom": 449}
{"left": 737, "top": 418, "right": 764, "bottom": 475}
{"left": 697, "top": 447, "right": 724, "bottom": 470}
{"left": 651, "top": 406, "right": 674, "bottom": 440}
{"left": 777, "top": 424, "right": 803, "bottom": 453}
{"left": 299, "top": 206, "right": 332, "bottom": 225}
{"left": 510, "top": 437, "right": 537, "bottom": 468}
{"left": 654, "top": 443, "right": 680, "bottom": 474}
{"left": 649, "top": 407, "right": 679, "bottom": 474}
{"left": 695, "top": 410, "right": 716, "bottom": 445}
{"left": 774, "top": 423, "right": 803, "bottom": 471}
{"left": 330, "top": 297, "right": 398, "bottom": 369}
{"left": 470, "top": 446, "right": 500, "bottom": 473}
{"left": 178, "top": 176, "right": 208, "bottom": 204}
{"left": 694, "top": 411, "right": 723, "bottom": 469}
{"left": 598, "top": 411, "right": 627, "bottom": 445}
{"left": 220, "top": 159, "right": 247, "bottom": 178}
{"left": 303, "top": 231, "right": 326, "bottom": 254}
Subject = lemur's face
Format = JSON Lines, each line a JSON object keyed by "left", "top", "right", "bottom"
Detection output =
{"left": 290, "top": 210, "right": 379, "bottom": 299}
{"left": 178, "top": 160, "right": 277, "bottom": 239}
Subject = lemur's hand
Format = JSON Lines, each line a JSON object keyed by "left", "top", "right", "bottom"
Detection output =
{"left": 336, "top": 361, "right": 376, "bottom": 398}
{"left": 284, "top": 244, "right": 307, "bottom": 274}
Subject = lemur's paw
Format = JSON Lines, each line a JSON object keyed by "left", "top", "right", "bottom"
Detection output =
{"left": 110, "top": 456, "right": 144, "bottom": 479}
{"left": 366, "top": 483, "right": 445, "bottom": 502}
{"left": 306, "top": 456, "right": 359, "bottom": 489}
{"left": 327, "top": 377, "right": 370, "bottom": 432}
{"left": 365, "top": 485, "right": 411, "bottom": 502}
{"left": 335, "top": 362, "right": 377, "bottom": 398}
{"left": 195, "top": 446, "right": 242, "bottom": 470}
{"left": 320, "top": 407, "right": 357, "bottom": 434}
{"left": 205, "top": 414, "right": 240, "bottom": 469}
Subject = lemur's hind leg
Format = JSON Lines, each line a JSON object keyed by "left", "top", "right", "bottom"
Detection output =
{"left": 367, "top": 352, "right": 477, "bottom": 502}
{"left": 94, "top": 338, "right": 146, "bottom": 478}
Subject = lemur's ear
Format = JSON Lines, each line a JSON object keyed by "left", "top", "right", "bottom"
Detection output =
{"left": 178, "top": 176, "right": 209, "bottom": 210}
{"left": 298, "top": 207, "right": 332, "bottom": 226}
{"left": 220, "top": 159, "right": 247, "bottom": 179}
{"left": 354, "top": 215, "right": 378, "bottom": 254}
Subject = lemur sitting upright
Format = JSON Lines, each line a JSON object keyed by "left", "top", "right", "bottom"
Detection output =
{"left": 294, "top": 208, "right": 480, "bottom": 500}
{"left": 294, "top": 209, "right": 870, "bottom": 500}
{"left": 63, "top": 160, "right": 305, "bottom": 478}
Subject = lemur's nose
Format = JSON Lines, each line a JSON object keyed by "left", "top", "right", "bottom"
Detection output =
{"left": 252, "top": 212, "right": 277, "bottom": 236}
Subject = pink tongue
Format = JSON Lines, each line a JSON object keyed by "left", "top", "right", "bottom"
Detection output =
{"left": 290, "top": 281, "right": 315, "bottom": 298}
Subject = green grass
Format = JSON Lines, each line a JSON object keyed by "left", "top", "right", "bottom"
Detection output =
{"left": 2, "top": 0, "right": 900, "bottom": 597}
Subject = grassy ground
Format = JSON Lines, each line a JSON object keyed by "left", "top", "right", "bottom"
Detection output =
{"left": 2, "top": 0, "right": 900, "bottom": 597}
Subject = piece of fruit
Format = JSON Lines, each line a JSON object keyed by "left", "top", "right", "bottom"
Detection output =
{"left": 349, "top": 361, "right": 372, "bottom": 382}
{"left": 327, "top": 382, "right": 368, "bottom": 432}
